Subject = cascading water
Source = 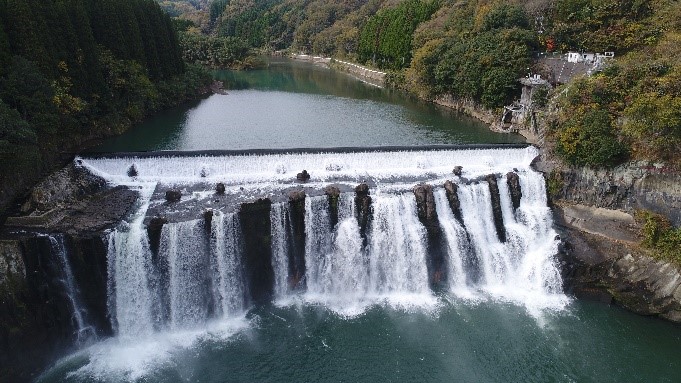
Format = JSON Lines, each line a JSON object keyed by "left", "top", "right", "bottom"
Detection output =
{"left": 106, "top": 185, "right": 157, "bottom": 338}
{"left": 48, "top": 234, "right": 96, "bottom": 344}
{"left": 34, "top": 147, "right": 585, "bottom": 382}
{"left": 209, "top": 211, "right": 245, "bottom": 317}
{"left": 270, "top": 202, "right": 291, "bottom": 297}
{"left": 304, "top": 194, "right": 368, "bottom": 300}
{"left": 104, "top": 179, "right": 247, "bottom": 342}
{"left": 80, "top": 146, "right": 567, "bottom": 331}
{"left": 367, "top": 194, "right": 430, "bottom": 296}
{"left": 433, "top": 189, "right": 473, "bottom": 293}
{"left": 160, "top": 219, "right": 212, "bottom": 329}
{"left": 304, "top": 196, "right": 334, "bottom": 291}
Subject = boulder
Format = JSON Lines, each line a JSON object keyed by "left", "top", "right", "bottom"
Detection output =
{"left": 296, "top": 170, "right": 310, "bottom": 182}
{"left": 288, "top": 190, "right": 306, "bottom": 202}
{"left": 165, "top": 189, "right": 182, "bottom": 203}
{"left": 215, "top": 182, "right": 226, "bottom": 194}
{"left": 127, "top": 164, "right": 138, "bottom": 177}
{"left": 413, "top": 184, "right": 437, "bottom": 224}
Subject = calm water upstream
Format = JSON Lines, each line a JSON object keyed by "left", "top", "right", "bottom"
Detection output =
{"left": 39, "top": 59, "right": 681, "bottom": 383}
{"left": 92, "top": 58, "right": 522, "bottom": 152}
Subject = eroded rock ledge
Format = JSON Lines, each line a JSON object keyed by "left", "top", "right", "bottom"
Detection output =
{"left": 1, "top": 163, "right": 137, "bottom": 381}
{"left": 555, "top": 201, "right": 681, "bottom": 322}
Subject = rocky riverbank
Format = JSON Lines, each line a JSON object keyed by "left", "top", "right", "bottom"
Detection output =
{"left": 529, "top": 147, "right": 681, "bottom": 322}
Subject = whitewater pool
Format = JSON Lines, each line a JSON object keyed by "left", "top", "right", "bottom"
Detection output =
{"left": 38, "top": 299, "right": 681, "bottom": 382}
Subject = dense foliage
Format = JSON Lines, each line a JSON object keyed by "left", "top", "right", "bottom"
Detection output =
{"left": 636, "top": 210, "right": 681, "bottom": 264}
{"left": 0, "top": 0, "right": 211, "bottom": 214}
{"left": 357, "top": 0, "right": 439, "bottom": 70}
{"left": 179, "top": 32, "right": 261, "bottom": 68}
{"left": 549, "top": 0, "right": 681, "bottom": 168}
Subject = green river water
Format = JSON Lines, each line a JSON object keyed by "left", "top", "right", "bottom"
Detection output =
{"left": 39, "top": 58, "right": 681, "bottom": 383}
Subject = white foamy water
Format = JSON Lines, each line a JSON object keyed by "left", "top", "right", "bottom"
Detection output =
{"left": 38, "top": 147, "right": 570, "bottom": 381}
{"left": 78, "top": 147, "right": 539, "bottom": 188}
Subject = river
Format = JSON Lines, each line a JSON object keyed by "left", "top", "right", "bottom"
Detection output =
{"left": 91, "top": 58, "right": 522, "bottom": 152}
{"left": 38, "top": 59, "right": 681, "bottom": 383}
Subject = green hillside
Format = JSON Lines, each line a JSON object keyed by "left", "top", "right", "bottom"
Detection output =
{"left": 0, "top": 0, "right": 211, "bottom": 215}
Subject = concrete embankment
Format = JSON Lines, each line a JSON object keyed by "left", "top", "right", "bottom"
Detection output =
{"left": 290, "top": 54, "right": 386, "bottom": 87}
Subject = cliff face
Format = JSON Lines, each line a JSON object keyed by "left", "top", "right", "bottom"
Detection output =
{"left": 545, "top": 161, "right": 681, "bottom": 226}
{"left": 0, "top": 164, "right": 137, "bottom": 382}
{"left": 530, "top": 147, "right": 681, "bottom": 322}
{"left": 554, "top": 202, "right": 681, "bottom": 321}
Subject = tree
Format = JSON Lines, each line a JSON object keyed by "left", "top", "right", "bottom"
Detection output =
{"left": 624, "top": 94, "right": 681, "bottom": 163}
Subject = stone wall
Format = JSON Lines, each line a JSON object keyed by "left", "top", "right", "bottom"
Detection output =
{"left": 289, "top": 54, "right": 387, "bottom": 87}
{"left": 330, "top": 59, "right": 386, "bottom": 86}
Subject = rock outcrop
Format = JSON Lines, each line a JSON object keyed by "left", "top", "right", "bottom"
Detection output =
{"left": 506, "top": 172, "right": 522, "bottom": 211}
{"left": 413, "top": 184, "right": 447, "bottom": 288}
{"left": 485, "top": 174, "right": 506, "bottom": 242}
{"left": 354, "top": 184, "right": 372, "bottom": 247}
{"left": 239, "top": 198, "right": 274, "bottom": 304}
{"left": 555, "top": 201, "right": 681, "bottom": 322}
{"left": 443, "top": 180, "right": 464, "bottom": 225}
{"left": 530, "top": 144, "right": 681, "bottom": 322}
{"left": 0, "top": 233, "right": 112, "bottom": 382}
{"left": 1, "top": 162, "right": 137, "bottom": 381}
{"left": 288, "top": 190, "right": 307, "bottom": 290}
{"left": 533, "top": 156, "right": 681, "bottom": 226}
{"left": 325, "top": 185, "right": 341, "bottom": 228}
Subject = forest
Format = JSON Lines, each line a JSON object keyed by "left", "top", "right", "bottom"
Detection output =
{"left": 1, "top": 0, "right": 679, "bottom": 257}
{"left": 0, "top": 0, "right": 212, "bottom": 214}
{"left": 173, "top": 0, "right": 681, "bottom": 259}
{"left": 196, "top": 0, "right": 679, "bottom": 169}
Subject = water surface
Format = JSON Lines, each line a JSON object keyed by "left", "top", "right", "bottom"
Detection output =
{"left": 92, "top": 58, "right": 523, "bottom": 152}
{"left": 57, "top": 59, "right": 681, "bottom": 383}
{"left": 37, "top": 300, "right": 681, "bottom": 383}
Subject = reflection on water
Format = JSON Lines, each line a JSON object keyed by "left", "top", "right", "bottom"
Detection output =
{"left": 92, "top": 58, "right": 523, "bottom": 152}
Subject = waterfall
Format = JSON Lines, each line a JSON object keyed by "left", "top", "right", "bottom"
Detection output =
{"left": 367, "top": 194, "right": 430, "bottom": 295}
{"left": 306, "top": 194, "right": 367, "bottom": 298}
{"left": 160, "top": 220, "right": 211, "bottom": 329}
{"left": 447, "top": 172, "right": 563, "bottom": 305}
{"left": 433, "top": 190, "right": 473, "bottom": 292}
{"left": 209, "top": 211, "right": 245, "bottom": 317}
{"left": 271, "top": 202, "right": 290, "bottom": 297}
{"left": 105, "top": 179, "right": 247, "bottom": 337}
{"left": 84, "top": 146, "right": 566, "bottom": 327}
{"left": 107, "top": 212, "right": 156, "bottom": 337}
{"left": 48, "top": 234, "right": 95, "bottom": 344}
{"left": 304, "top": 196, "right": 334, "bottom": 291}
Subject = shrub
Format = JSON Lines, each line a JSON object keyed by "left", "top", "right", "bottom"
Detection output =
{"left": 635, "top": 210, "right": 681, "bottom": 264}
{"left": 555, "top": 109, "right": 628, "bottom": 167}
